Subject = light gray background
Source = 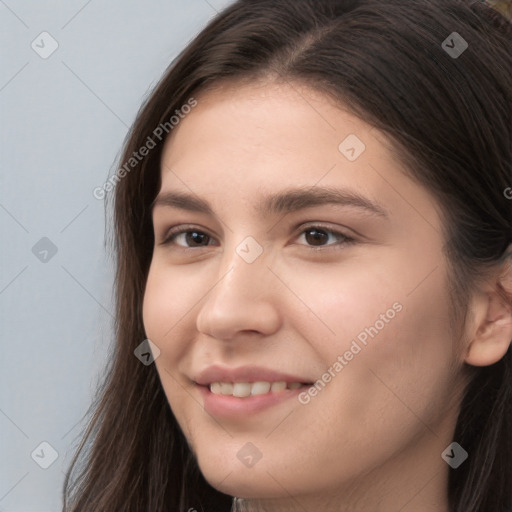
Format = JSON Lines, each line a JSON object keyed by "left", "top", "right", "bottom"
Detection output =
{"left": 0, "top": 1, "right": 234, "bottom": 510}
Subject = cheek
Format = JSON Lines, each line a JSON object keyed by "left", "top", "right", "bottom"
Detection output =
{"left": 142, "top": 264, "right": 207, "bottom": 434}
{"left": 297, "top": 248, "right": 454, "bottom": 363}
{"left": 278, "top": 260, "right": 404, "bottom": 359}
{"left": 288, "top": 257, "right": 456, "bottom": 421}
{"left": 142, "top": 262, "right": 195, "bottom": 342}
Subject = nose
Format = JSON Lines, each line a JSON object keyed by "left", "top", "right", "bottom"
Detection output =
{"left": 195, "top": 241, "right": 281, "bottom": 341}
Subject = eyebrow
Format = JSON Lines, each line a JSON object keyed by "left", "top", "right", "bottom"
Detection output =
{"left": 151, "top": 186, "right": 389, "bottom": 219}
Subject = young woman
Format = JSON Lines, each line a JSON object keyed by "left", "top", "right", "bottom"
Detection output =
{"left": 63, "top": 0, "right": 512, "bottom": 510}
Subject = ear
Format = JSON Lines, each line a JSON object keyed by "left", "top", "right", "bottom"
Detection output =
{"left": 464, "top": 253, "right": 512, "bottom": 367}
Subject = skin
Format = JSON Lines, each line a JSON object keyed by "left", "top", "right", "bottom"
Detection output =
{"left": 142, "top": 79, "right": 512, "bottom": 512}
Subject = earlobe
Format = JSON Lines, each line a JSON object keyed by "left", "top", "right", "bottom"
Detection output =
{"left": 464, "top": 267, "right": 512, "bottom": 367}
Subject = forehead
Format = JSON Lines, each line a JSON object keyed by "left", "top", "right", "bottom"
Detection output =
{"left": 162, "top": 79, "right": 370, "bottom": 162}
{"left": 161, "top": 80, "right": 381, "bottom": 185}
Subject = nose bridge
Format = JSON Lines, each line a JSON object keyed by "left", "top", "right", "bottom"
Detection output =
{"left": 210, "top": 236, "right": 269, "bottom": 307}
{"left": 195, "top": 236, "right": 279, "bottom": 339}
{"left": 217, "top": 232, "right": 272, "bottom": 296}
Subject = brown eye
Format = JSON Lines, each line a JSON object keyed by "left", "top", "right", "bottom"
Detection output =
{"left": 161, "top": 227, "right": 215, "bottom": 248}
{"left": 296, "top": 225, "right": 355, "bottom": 250}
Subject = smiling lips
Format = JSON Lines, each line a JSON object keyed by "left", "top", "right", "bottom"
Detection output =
{"left": 194, "top": 365, "right": 314, "bottom": 415}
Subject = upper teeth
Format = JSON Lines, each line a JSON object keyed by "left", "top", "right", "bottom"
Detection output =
{"left": 209, "top": 381, "right": 303, "bottom": 397}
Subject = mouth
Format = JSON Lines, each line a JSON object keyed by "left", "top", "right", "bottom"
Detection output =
{"left": 193, "top": 365, "right": 314, "bottom": 417}
{"left": 196, "top": 380, "right": 314, "bottom": 418}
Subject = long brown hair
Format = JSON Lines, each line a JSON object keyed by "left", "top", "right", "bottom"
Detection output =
{"left": 63, "top": 1, "right": 512, "bottom": 510}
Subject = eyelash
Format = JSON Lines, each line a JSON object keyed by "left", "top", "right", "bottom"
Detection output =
{"left": 159, "top": 223, "right": 356, "bottom": 252}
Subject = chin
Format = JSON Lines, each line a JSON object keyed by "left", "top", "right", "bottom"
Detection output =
{"left": 197, "top": 455, "right": 285, "bottom": 499}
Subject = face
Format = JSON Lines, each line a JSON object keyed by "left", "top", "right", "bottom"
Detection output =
{"left": 142, "top": 80, "right": 467, "bottom": 510}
